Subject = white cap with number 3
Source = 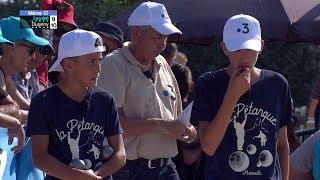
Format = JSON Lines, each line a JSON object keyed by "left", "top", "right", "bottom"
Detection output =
{"left": 223, "top": 14, "right": 262, "bottom": 52}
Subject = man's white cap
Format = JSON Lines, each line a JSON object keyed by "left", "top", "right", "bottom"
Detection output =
{"left": 128, "top": 1, "right": 182, "bottom": 35}
{"left": 223, "top": 14, "right": 262, "bottom": 52}
{"left": 49, "top": 29, "right": 106, "bottom": 72}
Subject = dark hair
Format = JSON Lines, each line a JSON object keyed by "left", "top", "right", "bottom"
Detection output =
{"left": 161, "top": 43, "right": 177, "bottom": 58}
{"left": 171, "top": 64, "right": 192, "bottom": 100}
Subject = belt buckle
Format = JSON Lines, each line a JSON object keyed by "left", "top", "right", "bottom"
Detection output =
{"left": 147, "top": 159, "right": 163, "bottom": 169}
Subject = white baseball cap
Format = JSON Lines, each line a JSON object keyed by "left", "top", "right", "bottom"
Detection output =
{"left": 49, "top": 29, "right": 106, "bottom": 72}
{"left": 223, "top": 14, "right": 262, "bottom": 52}
{"left": 128, "top": 1, "right": 182, "bottom": 35}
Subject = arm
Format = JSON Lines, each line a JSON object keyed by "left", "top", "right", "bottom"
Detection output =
{"left": 198, "top": 68, "right": 250, "bottom": 156}
{"left": 199, "top": 91, "right": 238, "bottom": 156}
{"left": 95, "top": 134, "right": 126, "bottom": 177}
{"left": 31, "top": 135, "right": 102, "bottom": 180}
{"left": 6, "top": 77, "right": 30, "bottom": 110}
{"left": 277, "top": 126, "right": 290, "bottom": 180}
{"left": 0, "top": 95, "right": 21, "bottom": 119}
{"left": 119, "top": 109, "right": 188, "bottom": 141}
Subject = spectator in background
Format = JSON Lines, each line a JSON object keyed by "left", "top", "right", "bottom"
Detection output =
{"left": 290, "top": 130, "right": 320, "bottom": 180}
{"left": 41, "top": 0, "right": 77, "bottom": 86}
{"left": 0, "top": 29, "right": 25, "bottom": 179}
{"left": 161, "top": 42, "right": 178, "bottom": 66}
{"left": 175, "top": 51, "right": 188, "bottom": 66}
{"left": 11, "top": 44, "right": 54, "bottom": 100}
{"left": 171, "top": 64, "right": 205, "bottom": 180}
{"left": 307, "top": 79, "right": 320, "bottom": 129}
{"left": 0, "top": 16, "right": 50, "bottom": 180}
{"left": 93, "top": 22, "right": 124, "bottom": 57}
{"left": 34, "top": 45, "right": 55, "bottom": 91}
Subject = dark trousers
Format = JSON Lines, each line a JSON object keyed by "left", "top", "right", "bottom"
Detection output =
{"left": 112, "top": 158, "right": 180, "bottom": 180}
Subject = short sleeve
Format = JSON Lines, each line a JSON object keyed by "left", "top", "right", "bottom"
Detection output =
{"left": 290, "top": 130, "right": 320, "bottom": 172}
{"left": 26, "top": 93, "right": 49, "bottom": 136}
{"left": 97, "top": 57, "right": 125, "bottom": 108}
{"left": 104, "top": 95, "right": 123, "bottom": 138}
{"left": 190, "top": 75, "right": 215, "bottom": 126}
{"left": 280, "top": 80, "right": 293, "bottom": 127}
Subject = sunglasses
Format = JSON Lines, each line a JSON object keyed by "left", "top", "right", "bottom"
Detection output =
{"left": 16, "top": 43, "right": 37, "bottom": 56}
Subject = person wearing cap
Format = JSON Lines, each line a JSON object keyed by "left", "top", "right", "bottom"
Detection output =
{"left": 0, "top": 28, "right": 24, "bottom": 160}
{"left": 41, "top": 0, "right": 78, "bottom": 86}
{"left": 93, "top": 22, "right": 124, "bottom": 57}
{"left": 190, "top": 14, "right": 292, "bottom": 180}
{"left": 0, "top": 16, "right": 51, "bottom": 180}
{"left": 27, "top": 29, "right": 125, "bottom": 180}
{"left": 0, "top": 16, "right": 49, "bottom": 111}
{"left": 98, "top": 2, "right": 197, "bottom": 180}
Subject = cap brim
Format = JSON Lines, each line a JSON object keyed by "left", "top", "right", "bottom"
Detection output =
{"left": 49, "top": 58, "right": 64, "bottom": 72}
{"left": 49, "top": 46, "right": 106, "bottom": 72}
{"left": 95, "top": 31, "right": 122, "bottom": 44}
{"left": 151, "top": 22, "right": 182, "bottom": 35}
{"left": 225, "top": 38, "right": 262, "bottom": 52}
{"left": 26, "top": 36, "right": 50, "bottom": 46}
{"left": 0, "top": 37, "right": 14, "bottom": 46}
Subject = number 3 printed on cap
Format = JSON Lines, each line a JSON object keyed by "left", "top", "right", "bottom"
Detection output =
{"left": 237, "top": 23, "right": 250, "bottom": 34}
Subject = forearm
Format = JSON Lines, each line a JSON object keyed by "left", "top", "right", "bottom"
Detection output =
{"left": 0, "top": 103, "right": 20, "bottom": 119}
{"left": 19, "top": 110, "right": 28, "bottom": 125}
{"left": 120, "top": 116, "right": 160, "bottom": 137}
{"left": 6, "top": 78, "right": 30, "bottom": 110}
{"left": 0, "top": 112, "right": 21, "bottom": 130}
{"left": 33, "top": 153, "right": 81, "bottom": 180}
{"left": 278, "top": 142, "right": 290, "bottom": 180}
{"left": 201, "top": 90, "right": 238, "bottom": 156}
{"left": 95, "top": 150, "right": 126, "bottom": 177}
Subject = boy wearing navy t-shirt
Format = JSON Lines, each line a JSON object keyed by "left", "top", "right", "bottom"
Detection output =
{"left": 191, "top": 14, "right": 292, "bottom": 180}
{"left": 27, "top": 29, "right": 125, "bottom": 180}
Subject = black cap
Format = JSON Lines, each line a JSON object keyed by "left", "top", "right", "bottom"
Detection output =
{"left": 93, "top": 22, "right": 124, "bottom": 46}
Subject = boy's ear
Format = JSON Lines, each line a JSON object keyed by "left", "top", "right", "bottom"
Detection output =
{"left": 220, "top": 42, "right": 230, "bottom": 56}
{"left": 61, "top": 58, "right": 73, "bottom": 71}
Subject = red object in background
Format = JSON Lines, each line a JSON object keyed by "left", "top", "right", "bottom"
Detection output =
{"left": 36, "top": 61, "right": 49, "bottom": 88}
{"left": 41, "top": 0, "right": 77, "bottom": 28}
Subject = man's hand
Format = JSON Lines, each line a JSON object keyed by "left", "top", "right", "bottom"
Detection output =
{"left": 182, "top": 125, "right": 197, "bottom": 143}
{"left": 156, "top": 120, "right": 186, "bottom": 139}
{"left": 8, "top": 122, "right": 25, "bottom": 154}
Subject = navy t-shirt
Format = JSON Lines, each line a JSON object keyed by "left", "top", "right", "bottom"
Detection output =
{"left": 191, "top": 69, "right": 292, "bottom": 180}
{"left": 27, "top": 86, "right": 123, "bottom": 179}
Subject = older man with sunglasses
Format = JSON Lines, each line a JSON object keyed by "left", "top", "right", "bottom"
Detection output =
{"left": 0, "top": 16, "right": 50, "bottom": 180}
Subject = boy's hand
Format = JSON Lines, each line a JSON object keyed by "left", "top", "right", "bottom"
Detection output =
{"left": 227, "top": 67, "right": 251, "bottom": 99}
{"left": 75, "top": 169, "right": 103, "bottom": 180}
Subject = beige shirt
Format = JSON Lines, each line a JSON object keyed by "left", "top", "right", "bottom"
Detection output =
{"left": 98, "top": 45, "right": 182, "bottom": 160}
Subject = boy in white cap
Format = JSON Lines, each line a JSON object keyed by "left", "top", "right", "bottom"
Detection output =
{"left": 27, "top": 29, "right": 125, "bottom": 180}
{"left": 190, "top": 14, "right": 292, "bottom": 180}
{"left": 98, "top": 1, "right": 197, "bottom": 180}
